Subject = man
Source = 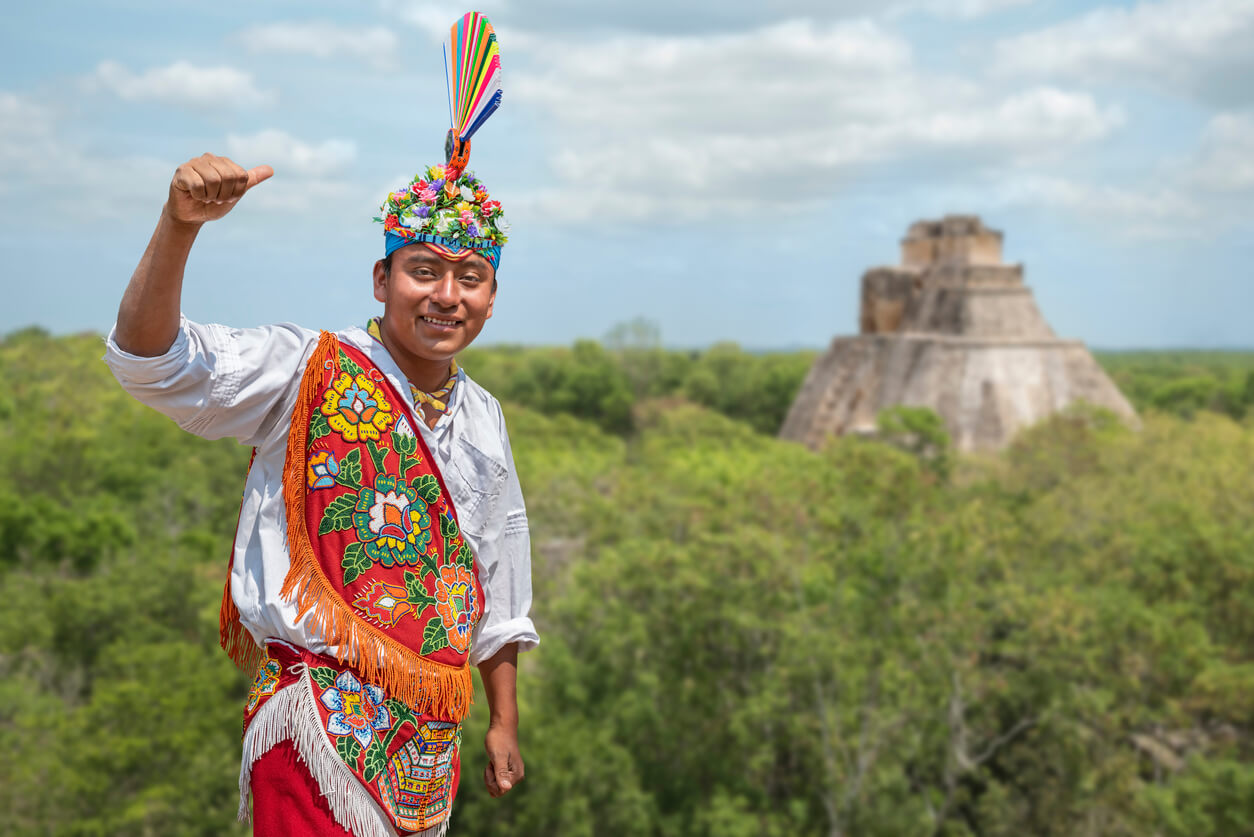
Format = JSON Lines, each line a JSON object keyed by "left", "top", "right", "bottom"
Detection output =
{"left": 105, "top": 147, "right": 538, "bottom": 837}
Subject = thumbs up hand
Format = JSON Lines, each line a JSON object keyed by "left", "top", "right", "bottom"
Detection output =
{"left": 166, "top": 153, "right": 273, "bottom": 226}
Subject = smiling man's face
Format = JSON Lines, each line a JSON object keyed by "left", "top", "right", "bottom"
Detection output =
{"left": 372, "top": 244, "right": 496, "bottom": 384}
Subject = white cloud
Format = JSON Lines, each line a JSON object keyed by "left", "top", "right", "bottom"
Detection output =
{"left": 908, "top": 170, "right": 1207, "bottom": 241}
{"left": 0, "top": 92, "right": 63, "bottom": 177}
{"left": 0, "top": 91, "right": 361, "bottom": 219}
{"left": 992, "top": 0, "right": 1254, "bottom": 105}
{"left": 996, "top": 174, "right": 1200, "bottom": 223}
{"left": 90, "top": 60, "right": 275, "bottom": 110}
{"left": 223, "top": 129, "right": 362, "bottom": 212}
{"left": 507, "top": 19, "right": 1121, "bottom": 222}
{"left": 390, "top": 0, "right": 1032, "bottom": 40}
{"left": 904, "top": 87, "right": 1122, "bottom": 148}
{"left": 906, "top": 0, "right": 1037, "bottom": 19}
{"left": 225, "top": 129, "right": 356, "bottom": 178}
{"left": 238, "top": 22, "right": 399, "bottom": 69}
{"left": 0, "top": 93, "right": 54, "bottom": 171}
{"left": 0, "top": 91, "right": 171, "bottom": 218}
{"left": 1183, "top": 112, "right": 1254, "bottom": 192}
{"left": 394, "top": 0, "right": 503, "bottom": 40}
{"left": 390, "top": 0, "right": 880, "bottom": 38}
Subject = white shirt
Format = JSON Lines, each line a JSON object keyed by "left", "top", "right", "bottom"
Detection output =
{"left": 104, "top": 317, "right": 539, "bottom": 666}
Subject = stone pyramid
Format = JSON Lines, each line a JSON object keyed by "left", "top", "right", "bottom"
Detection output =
{"left": 780, "top": 215, "right": 1138, "bottom": 452}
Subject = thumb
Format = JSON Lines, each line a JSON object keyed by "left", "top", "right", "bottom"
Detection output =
{"left": 246, "top": 165, "right": 274, "bottom": 189}
{"left": 495, "top": 759, "right": 514, "bottom": 791}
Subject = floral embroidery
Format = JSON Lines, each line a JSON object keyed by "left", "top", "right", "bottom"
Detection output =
{"left": 434, "top": 564, "right": 479, "bottom": 654}
{"left": 321, "top": 372, "right": 395, "bottom": 443}
{"left": 320, "top": 670, "right": 392, "bottom": 749}
{"left": 245, "top": 657, "right": 282, "bottom": 713}
{"left": 353, "top": 475, "right": 435, "bottom": 566}
{"left": 307, "top": 450, "right": 340, "bottom": 490}
{"left": 353, "top": 579, "right": 415, "bottom": 628}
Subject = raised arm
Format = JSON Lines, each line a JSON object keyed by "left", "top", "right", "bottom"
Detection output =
{"left": 115, "top": 154, "right": 272, "bottom": 357}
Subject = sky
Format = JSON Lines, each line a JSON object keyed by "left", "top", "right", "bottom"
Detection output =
{"left": 1, "top": 0, "right": 1251, "bottom": 349}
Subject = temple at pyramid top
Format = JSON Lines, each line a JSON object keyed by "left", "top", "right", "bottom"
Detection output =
{"left": 780, "top": 215, "right": 1137, "bottom": 452}
{"left": 901, "top": 214, "right": 1005, "bottom": 267}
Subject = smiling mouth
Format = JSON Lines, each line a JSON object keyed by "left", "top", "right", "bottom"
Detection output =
{"left": 421, "top": 315, "right": 460, "bottom": 327}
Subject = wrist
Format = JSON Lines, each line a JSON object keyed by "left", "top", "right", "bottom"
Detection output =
{"left": 160, "top": 203, "right": 205, "bottom": 236}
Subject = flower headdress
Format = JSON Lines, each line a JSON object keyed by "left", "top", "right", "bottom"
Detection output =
{"left": 375, "top": 12, "right": 508, "bottom": 270}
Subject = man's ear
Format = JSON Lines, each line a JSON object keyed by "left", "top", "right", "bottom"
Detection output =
{"left": 372, "top": 260, "right": 388, "bottom": 304}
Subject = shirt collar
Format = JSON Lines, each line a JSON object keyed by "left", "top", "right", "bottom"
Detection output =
{"left": 338, "top": 325, "right": 464, "bottom": 429}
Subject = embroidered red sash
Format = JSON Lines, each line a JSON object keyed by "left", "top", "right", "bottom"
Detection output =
{"left": 243, "top": 640, "right": 463, "bottom": 835}
{"left": 221, "top": 332, "right": 484, "bottom": 722}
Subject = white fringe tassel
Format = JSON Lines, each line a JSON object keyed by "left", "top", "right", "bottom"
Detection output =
{"left": 237, "top": 668, "right": 453, "bottom": 837}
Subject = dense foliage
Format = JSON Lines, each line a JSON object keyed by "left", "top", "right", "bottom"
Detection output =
{"left": 460, "top": 340, "right": 816, "bottom": 436}
{"left": 1096, "top": 351, "right": 1254, "bottom": 421}
{"left": 461, "top": 342, "right": 1254, "bottom": 436}
{"left": 1, "top": 328, "right": 1252, "bottom": 836}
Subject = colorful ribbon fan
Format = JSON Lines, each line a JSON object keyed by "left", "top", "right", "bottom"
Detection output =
{"left": 443, "top": 12, "right": 502, "bottom": 178}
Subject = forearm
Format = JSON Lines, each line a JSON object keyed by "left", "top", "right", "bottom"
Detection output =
{"left": 478, "top": 642, "right": 519, "bottom": 730}
{"left": 478, "top": 642, "right": 524, "bottom": 796}
{"left": 115, "top": 206, "right": 202, "bottom": 357}
{"left": 114, "top": 153, "right": 272, "bottom": 357}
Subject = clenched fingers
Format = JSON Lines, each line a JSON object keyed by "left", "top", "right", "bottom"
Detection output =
{"left": 483, "top": 763, "right": 501, "bottom": 797}
{"left": 484, "top": 750, "right": 524, "bottom": 798}
{"left": 172, "top": 163, "right": 207, "bottom": 201}
{"left": 173, "top": 154, "right": 250, "bottom": 204}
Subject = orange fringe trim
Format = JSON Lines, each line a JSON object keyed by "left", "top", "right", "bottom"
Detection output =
{"left": 221, "top": 450, "right": 263, "bottom": 680}
{"left": 220, "top": 586, "right": 264, "bottom": 679}
{"left": 277, "top": 331, "right": 473, "bottom": 722}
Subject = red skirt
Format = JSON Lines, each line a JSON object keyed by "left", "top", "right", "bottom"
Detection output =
{"left": 250, "top": 740, "right": 359, "bottom": 836}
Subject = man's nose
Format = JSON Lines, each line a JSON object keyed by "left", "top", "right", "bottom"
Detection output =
{"left": 429, "top": 271, "right": 460, "bottom": 307}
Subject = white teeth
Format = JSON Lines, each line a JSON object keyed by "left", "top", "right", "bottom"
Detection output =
{"left": 423, "top": 316, "right": 457, "bottom": 326}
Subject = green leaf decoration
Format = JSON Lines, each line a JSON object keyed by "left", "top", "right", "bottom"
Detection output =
{"left": 362, "top": 741, "right": 387, "bottom": 782}
{"left": 318, "top": 494, "right": 358, "bottom": 536}
{"left": 403, "top": 570, "right": 435, "bottom": 612}
{"left": 421, "top": 618, "right": 449, "bottom": 656}
{"left": 457, "top": 542, "right": 475, "bottom": 570}
{"left": 339, "top": 352, "right": 365, "bottom": 378}
{"left": 440, "top": 512, "right": 460, "bottom": 541}
{"left": 421, "top": 549, "right": 441, "bottom": 582}
{"left": 412, "top": 474, "right": 441, "bottom": 505}
{"left": 335, "top": 734, "right": 362, "bottom": 767}
{"left": 335, "top": 448, "right": 362, "bottom": 490}
{"left": 385, "top": 697, "right": 415, "bottom": 728}
{"left": 365, "top": 438, "right": 389, "bottom": 474}
{"left": 395, "top": 432, "right": 420, "bottom": 475}
{"left": 394, "top": 432, "right": 417, "bottom": 458}
{"left": 341, "top": 541, "right": 371, "bottom": 586}
{"left": 309, "top": 667, "right": 338, "bottom": 690}
{"left": 309, "top": 411, "right": 330, "bottom": 442}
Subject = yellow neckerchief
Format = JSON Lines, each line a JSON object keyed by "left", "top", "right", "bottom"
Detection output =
{"left": 366, "top": 317, "right": 460, "bottom": 414}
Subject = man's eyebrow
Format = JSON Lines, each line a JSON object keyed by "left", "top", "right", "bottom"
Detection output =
{"left": 399, "top": 252, "right": 444, "bottom": 269}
